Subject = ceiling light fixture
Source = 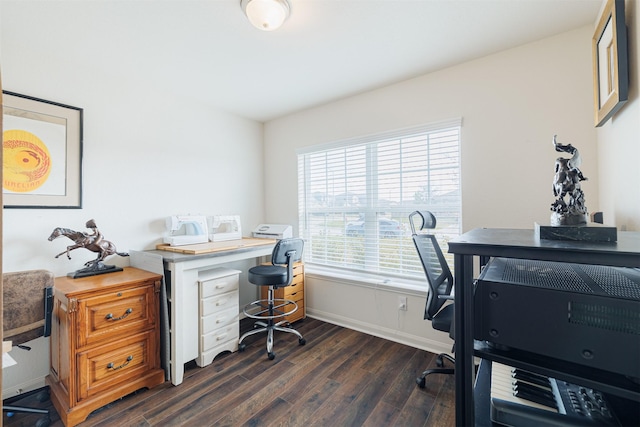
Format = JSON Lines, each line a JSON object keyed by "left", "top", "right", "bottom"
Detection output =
{"left": 241, "top": 0, "right": 291, "bottom": 31}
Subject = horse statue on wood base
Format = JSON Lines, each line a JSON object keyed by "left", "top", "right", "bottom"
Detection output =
{"left": 48, "top": 220, "right": 129, "bottom": 278}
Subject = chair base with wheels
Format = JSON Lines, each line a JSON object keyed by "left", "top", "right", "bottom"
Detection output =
{"left": 238, "top": 238, "right": 306, "bottom": 360}
{"left": 416, "top": 352, "right": 455, "bottom": 388}
{"left": 3, "top": 386, "right": 51, "bottom": 427}
{"left": 239, "top": 285, "right": 306, "bottom": 360}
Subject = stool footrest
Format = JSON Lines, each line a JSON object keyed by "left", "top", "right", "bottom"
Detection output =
{"left": 243, "top": 298, "right": 298, "bottom": 320}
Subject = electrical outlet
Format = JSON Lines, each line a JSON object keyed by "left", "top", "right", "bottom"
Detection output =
{"left": 398, "top": 296, "right": 407, "bottom": 311}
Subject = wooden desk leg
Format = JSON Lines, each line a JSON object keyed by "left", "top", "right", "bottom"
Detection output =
{"left": 454, "top": 253, "right": 475, "bottom": 426}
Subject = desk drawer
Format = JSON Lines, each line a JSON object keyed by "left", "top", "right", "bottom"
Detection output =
{"left": 201, "top": 324, "right": 238, "bottom": 351}
{"left": 199, "top": 269, "right": 240, "bottom": 298}
{"left": 200, "top": 290, "right": 238, "bottom": 317}
{"left": 201, "top": 306, "right": 239, "bottom": 335}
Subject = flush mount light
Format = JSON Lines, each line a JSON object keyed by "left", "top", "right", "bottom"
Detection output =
{"left": 241, "top": 0, "right": 291, "bottom": 31}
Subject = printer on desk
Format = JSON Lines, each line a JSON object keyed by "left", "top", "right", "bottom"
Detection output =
{"left": 252, "top": 224, "right": 292, "bottom": 239}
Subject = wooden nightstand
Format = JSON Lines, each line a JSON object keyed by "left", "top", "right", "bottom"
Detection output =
{"left": 46, "top": 267, "right": 165, "bottom": 426}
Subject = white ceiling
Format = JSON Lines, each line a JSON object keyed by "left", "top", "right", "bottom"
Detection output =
{"left": 2, "top": 0, "right": 603, "bottom": 122}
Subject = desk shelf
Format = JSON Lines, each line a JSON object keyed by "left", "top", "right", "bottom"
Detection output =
{"left": 475, "top": 341, "right": 640, "bottom": 402}
{"left": 473, "top": 353, "right": 640, "bottom": 426}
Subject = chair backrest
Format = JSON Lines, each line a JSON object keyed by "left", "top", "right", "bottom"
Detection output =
{"left": 3, "top": 270, "right": 54, "bottom": 345}
{"left": 271, "top": 238, "right": 304, "bottom": 286}
{"left": 409, "top": 211, "right": 453, "bottom": 320}
{"left": 271, "top": 238, "right": 304, "bottom": 266}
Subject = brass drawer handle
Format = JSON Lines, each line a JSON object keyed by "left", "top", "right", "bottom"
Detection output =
{"left": 105, "top": 308, "right": 133, "bottom": 321}
{"left": 107, "top": 355, "right": 133, "bottom": 371}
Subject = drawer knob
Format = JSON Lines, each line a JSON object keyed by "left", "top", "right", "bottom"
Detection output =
{"left": 107, "top": 355, "right": 133, "bottom": 371}
{"left": 105, "top": 308, "right": 133, "bottom": 321}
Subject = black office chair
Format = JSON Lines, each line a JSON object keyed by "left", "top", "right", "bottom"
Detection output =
{"left": 238, "top": 238, "right": 306, "bottom": 360}
{"left": 409, "top": 211, "right": 455, "bottom": 389}
{"left": 3, "top": 269, "right": 55, "bottom": 427}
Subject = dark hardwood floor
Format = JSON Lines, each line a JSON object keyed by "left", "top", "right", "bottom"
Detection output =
{"left": 3, "top": 317, "right": 454, "bottom": 427}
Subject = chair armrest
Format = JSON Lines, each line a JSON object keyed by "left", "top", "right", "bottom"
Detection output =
{"left": 438, "top": 294, "right": 454, "bottom": 300}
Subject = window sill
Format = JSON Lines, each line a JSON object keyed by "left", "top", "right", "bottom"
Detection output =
{"left": 304, "top": 264, "right": 427, "bottom": 297}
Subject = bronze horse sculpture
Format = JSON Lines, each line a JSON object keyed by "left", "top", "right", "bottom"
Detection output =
{"left": 48, "top": 222, "right": 129, "bottom": 272}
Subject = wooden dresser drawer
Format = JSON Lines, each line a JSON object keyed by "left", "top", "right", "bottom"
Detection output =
{"left": 77, "top": 283, "right": 156, "bottom": 347}
{"left": 286, "top": 306, "right": 305, "bottom": 323}
{"left": 291, "top": 271, "right": 304, "bottom": 286}
{"left": 77, "top": 330, "right": 158, "bottom": 401}
{"left": 283, "top": 280, "right": 303, "bottom": 297}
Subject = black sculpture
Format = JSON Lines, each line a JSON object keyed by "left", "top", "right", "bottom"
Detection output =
{"left": 48, "top": 219, "right": 129, "bottom": 278}
{"left": 550, "top": 135, "right": 588, "bottom": 226}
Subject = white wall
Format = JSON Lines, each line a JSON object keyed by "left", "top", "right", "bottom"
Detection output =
{"left": 596, "top": 0, "right": 640, "bottom": 231}
{"left": 1, "top": 12, "right": 264, "bottom": 397}
{"left": 0, "top": 81, "right": 264, "bottom": 278}
{"left": 265, "top": 27, "right": 599, "bottom": 233}
{"left": 264, "top": 27, "right": 599, "bottom": 353}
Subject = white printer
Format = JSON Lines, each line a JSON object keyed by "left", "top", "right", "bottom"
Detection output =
{"left": 252, "top": 224, "right": 292, "bottom": 239}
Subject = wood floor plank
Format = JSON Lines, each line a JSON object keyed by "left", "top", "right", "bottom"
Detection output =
{"left": 268, "top": 378, "right": 341, "bottom": 426}
{"left": 382, "top": 348, "right": 434, "bottom": 409}
{"left": 424, "top": 374, "right": 455, "bottom": 427}
{"left": 277, "top": 329, "right": 363, "bottom": 405}
{"left": 3, "top": 318, "right": 454, "bottom": 427}
{"left": 304, "top": 367, "right": 374, "bottom": 426}
{"left": 184, "top": 360, "right": 297, "bottom": 426}
{"left": 335, "top": 375, "right": 395, "bottom": 426}
{"left": 326, "top": 335, "right": 386, "bottom": 382}
{"left": 361, "top": 400, "right": 400, "bottom": 427}
{"left": 239, "top": 396, "right": 291, "bottom": 427}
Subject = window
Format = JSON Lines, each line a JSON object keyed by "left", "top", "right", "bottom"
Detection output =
{"left": 297, "top": 119, "right": 462, "bottom": 280}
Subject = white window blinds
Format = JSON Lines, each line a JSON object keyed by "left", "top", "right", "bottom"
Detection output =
{"left": 297, "top": 119, "right": 462, "bottom": 279}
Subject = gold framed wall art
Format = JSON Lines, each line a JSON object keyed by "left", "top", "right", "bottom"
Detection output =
{"left": 2, "top": 91, "right": 83, "bottom": 208}
{"left": 592, "top": 0, "right": 628, "bottom": 127}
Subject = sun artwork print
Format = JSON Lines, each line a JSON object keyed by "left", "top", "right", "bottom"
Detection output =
{"left": 3, "top": 129, "right": 52, "bottom": 193}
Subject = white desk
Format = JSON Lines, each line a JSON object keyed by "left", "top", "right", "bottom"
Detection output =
{"left": 146, "top": 239, "right": 275, "bottom": 385}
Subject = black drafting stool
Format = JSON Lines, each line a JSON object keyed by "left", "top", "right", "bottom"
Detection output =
{"left": 2, "top": 269, "right": 55, "bottom": 427}
{"left": 409, "top": 211, "right": 456, "bottom": 389}
{"left": 239, "top": 238, "right": 306, "bottom": 360}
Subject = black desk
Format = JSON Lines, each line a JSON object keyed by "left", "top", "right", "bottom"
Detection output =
{"left": 448, "top": 228, "right": 640, "bottom": 426}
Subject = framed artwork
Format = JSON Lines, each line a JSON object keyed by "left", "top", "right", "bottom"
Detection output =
{"left": 2, "top": 91, "right": 83, "bottom": 208}
{"left": 592, "top": 0, "right": 628, "bottom": 127}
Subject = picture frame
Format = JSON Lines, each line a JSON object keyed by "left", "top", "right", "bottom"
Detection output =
{"left": 2, "top": 91, "right": 83, "bottom": 208}
{"left": 592, "top": 0, "right": 628, "bottom": 127}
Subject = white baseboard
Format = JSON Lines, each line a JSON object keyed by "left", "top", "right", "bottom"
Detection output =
{"left": 306, "top": 308, "right": 453, "bottom": 356}
{"left": 2, "top": 376, "right": 47, "bottom": 401}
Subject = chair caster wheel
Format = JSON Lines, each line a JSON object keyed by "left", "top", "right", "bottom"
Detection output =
{"left": 416, "top": 377, "right": 426, "bottom": 388}
{"left": 268, "top": 352, "right": 276, "bottom": 360}
{"left": 239, "top": 344, "right": 246, "bottom": 352}
{"left": 299, "top": 338, "right": 306, "bottom": 345}
{"left": 436, "top": 356, "right": 444, "bottom": 367}
{"left": 36, "top": 390, "right": 50, "bottom": 402}
{"left": 35, "top": 416, "right": 51, "bottom": 427}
